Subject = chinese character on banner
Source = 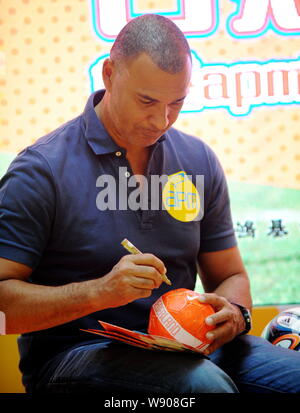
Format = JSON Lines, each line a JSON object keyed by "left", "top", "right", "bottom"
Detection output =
{"left": 236, "top": 220, "right": 256, "bottom": 238}
{"left": 91, "top": 0, "right": 219, "bottom": 41}
{"left": 229, "top": 0, "right": 300, "bottom": 37}
{"left": 268, "top": 219, "right": 288, "bottom": 237}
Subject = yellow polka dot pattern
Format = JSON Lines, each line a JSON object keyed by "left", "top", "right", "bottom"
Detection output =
{"left": 0, "top": 0, "right": 299, "bottom": 189}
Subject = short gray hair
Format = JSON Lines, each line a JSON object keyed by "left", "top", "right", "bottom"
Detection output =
{"left": 111, "top": 14, "right": 191, "bottom": 74}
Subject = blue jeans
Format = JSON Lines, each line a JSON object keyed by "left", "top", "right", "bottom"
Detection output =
{"left": 33, "top": 335, "right": 300, "bottom": 393}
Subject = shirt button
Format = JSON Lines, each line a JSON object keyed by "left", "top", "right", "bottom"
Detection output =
{"left": 115, "top": 151, "right": 122, "bottom": 157}
{"left": 125, "top": 171, "right": 130, "bottom": 178}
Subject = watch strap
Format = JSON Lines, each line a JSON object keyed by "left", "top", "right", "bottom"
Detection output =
{"left": 231, "top": 302, "right": 252, "bottom": 335}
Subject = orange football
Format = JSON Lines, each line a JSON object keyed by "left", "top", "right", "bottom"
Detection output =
{"left": 148, "top": 288, "right": 215, "bottom": 351}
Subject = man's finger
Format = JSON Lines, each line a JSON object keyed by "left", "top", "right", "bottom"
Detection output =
{"left": 129, "top": 265, "right": 163, "bottom": 288}
{"left": 124, "top": 253, "right": 167, "bottom": 277}
{"left": 206, "top": 322, "right": 229, "bottom": 341}
{"left": 198, "top": 293, "right": 227, "bottom": 310}
{"left": 205, "top": 310, "right": 230, "bottom": 326}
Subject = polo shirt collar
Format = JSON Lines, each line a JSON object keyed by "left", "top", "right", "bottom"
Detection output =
{"left": 83, "top": 90, "right": 120, "bottom": 155}
{"left": 83, "top": 89, "right": 166, "bottom": 156}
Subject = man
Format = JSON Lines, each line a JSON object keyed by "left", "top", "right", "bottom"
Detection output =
{"left": 0, "top": 14, "right": 299, "bottom": 394}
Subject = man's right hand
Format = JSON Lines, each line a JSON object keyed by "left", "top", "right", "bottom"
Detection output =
{"left": 94, "top": 253, "right": 166, "bottom": 309}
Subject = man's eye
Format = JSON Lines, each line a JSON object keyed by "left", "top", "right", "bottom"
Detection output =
{"left": 172, "top": 100, "right": 184, "bottom": 106}
{"left": 140, "top": 100, "right": 153, "bottom": 105}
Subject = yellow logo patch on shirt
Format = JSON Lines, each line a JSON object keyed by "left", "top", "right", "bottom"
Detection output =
{"left": 162, "top": 171, "right": 201, "bottom": 222}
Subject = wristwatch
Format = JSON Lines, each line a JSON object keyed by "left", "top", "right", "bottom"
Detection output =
{"left": 231, "top": 302, "right": 252, "bottom": 335}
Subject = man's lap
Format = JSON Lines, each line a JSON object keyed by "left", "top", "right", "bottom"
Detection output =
{"left": 33, "top": 335, "right": 300, "bottom": 394}
{"left": 33, "top": 340, "right": 237, "bottom": 393}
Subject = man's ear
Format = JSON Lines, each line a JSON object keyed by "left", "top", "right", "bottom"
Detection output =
{"left": 102, "top": 58, "right": 114, "bottom": 91}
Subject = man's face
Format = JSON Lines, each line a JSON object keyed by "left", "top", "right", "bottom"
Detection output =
{"left": 105, "top": 53, "right": 192, "bottom": 149}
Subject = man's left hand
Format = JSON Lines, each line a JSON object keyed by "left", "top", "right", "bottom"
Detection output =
{"left": 198, "top": 293, "right": 246, "bottom": 355}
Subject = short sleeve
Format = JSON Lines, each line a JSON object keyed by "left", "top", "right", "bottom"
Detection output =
{"left": 0, "top": 148, "right": 56, "bottom": 269}
{"left": 199, "top": 146, "right": 237, "bottom": 252}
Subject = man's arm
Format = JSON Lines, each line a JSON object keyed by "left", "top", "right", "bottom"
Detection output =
{"left": 0, "top": 149, "right": 167, "bottom": 335}
{"left": 0, "top": 254, "right": 165, "bottom": 335}
{"left": 197, "top": 246, "right": 252, "bottom": 355}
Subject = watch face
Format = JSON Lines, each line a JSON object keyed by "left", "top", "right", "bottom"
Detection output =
{"left": 242, "top": 308, "right": 252, "bottom": 333}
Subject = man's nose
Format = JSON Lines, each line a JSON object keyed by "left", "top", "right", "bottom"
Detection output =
{"left": 150, "top": 106, "right": 169, "bottom": 131}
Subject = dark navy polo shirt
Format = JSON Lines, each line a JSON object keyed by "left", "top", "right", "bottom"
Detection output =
{"left": 0, "top": 90, "right": 236, "bottom": 388}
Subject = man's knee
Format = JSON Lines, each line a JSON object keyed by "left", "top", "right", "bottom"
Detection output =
{"left": 171, "top": 359, "right": 238, "bottom": 393}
